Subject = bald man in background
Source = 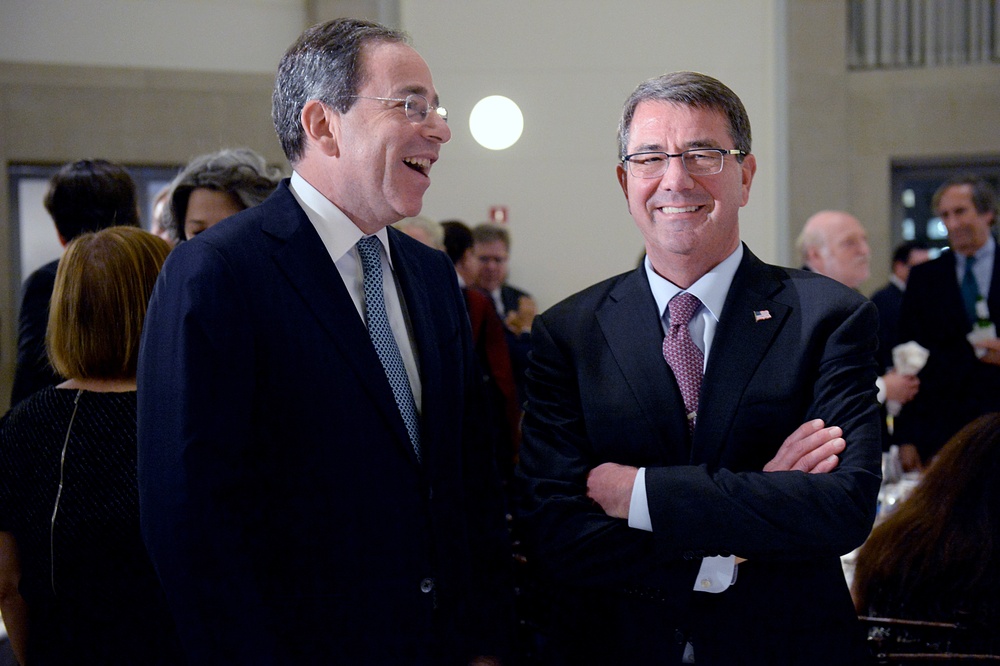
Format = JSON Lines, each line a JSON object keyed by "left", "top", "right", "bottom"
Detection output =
{"left": 797, "top": 210, "right": 920, "bottom": 427}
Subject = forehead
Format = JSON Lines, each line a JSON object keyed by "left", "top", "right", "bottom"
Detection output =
{"left": 938, "top": 184, "right": 975, "bottom": 209}
{"left": 627, "top": 100, "right": 732, "bottom": 150}
{"left": 359, "top": 41, "right": 436, "bottom": 100}
{"left": 475, "top": 239, "right": 509, "bottom": 255}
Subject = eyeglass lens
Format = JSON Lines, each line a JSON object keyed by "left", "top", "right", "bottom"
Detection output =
{"left": 404, "top": 95, "right": 447, "bottom": 124}
{"left": 628, "top": 150, "right": 726, "bottom": 178}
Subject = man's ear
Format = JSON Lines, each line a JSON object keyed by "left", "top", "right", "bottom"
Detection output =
{"left": 300, "top": 100, "right": 339, "bottom": 157}
{"left": 616, "top": 164, "right": 629, "bottom": 205}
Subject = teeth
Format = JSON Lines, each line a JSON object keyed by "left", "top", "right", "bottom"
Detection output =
{"left": 403, "top": 157, "right": 430, "bottom": 171}
{"left": 659, "top": 205, "right": 699, "bottom": 214}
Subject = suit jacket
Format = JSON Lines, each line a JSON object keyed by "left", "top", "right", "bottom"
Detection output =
{"left": 500, "top": 283, "right": 531, "bottom": 316}
{"left": 895, "top": 249, "right": 1000, "bottom": 460}
{"left": 516, "top": 246, "right": 882, "bottom": 665}
{"left": 137, "top": 181, "right": 511, "bottom": 665}
{"left": 10, "top": 259, "right": 62, "bottom": 407}
{"left": 870, "top": 280, "right": 903, "bottom": 372}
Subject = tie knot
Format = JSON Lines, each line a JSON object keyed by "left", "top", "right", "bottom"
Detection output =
{"left": 356, "top": 236, "right": 382, "bottom": 269}
{"left": 668, "top": 292, "right": 702, "bottom": 327}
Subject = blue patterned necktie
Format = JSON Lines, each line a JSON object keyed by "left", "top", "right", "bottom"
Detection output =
{"left": 960, "top": 254, "right": 980, "bottom": 325}
{"left": 356, "top": 236, "right": 421, "bottom": 461}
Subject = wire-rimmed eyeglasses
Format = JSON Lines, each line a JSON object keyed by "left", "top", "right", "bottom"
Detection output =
{"left": 350, "top": 94, "right": 448, "bottom": 124}
{"left": 621, "top": 148, "right": 747, "bottom": 179}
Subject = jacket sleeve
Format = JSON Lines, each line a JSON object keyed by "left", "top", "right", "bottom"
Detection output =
{"left": 137, "top": 240, "right": 279, "bottom": 663}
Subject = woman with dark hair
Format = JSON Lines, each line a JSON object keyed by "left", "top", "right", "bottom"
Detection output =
{"left": 0, "top": 226, "right": 182, "bottom": 664}
{"left": 164, "top": 147, "right": 282, "bottom": 242}
{"left": 852, "top": 412, "right": 1000, "bottom": 652}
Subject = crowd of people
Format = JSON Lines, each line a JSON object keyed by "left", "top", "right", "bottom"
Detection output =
{"left": 0, "top": 15, "right": 997, "bottom": 666}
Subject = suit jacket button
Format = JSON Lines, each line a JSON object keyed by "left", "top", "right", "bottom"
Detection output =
{"left": 420, "top": 577, "right": 435, "bottom": 594}
{"left": 682, "top": 551, "right": 693, "bottom": 560}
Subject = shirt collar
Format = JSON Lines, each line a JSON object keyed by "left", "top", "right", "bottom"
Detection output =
{"left": 644, "top": 244, "right": 743, "bottom": 323}
{"left": 288, "top": 171, "right": 394, "bottom": 267}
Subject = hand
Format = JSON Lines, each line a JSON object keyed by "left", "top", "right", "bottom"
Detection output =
{"left": 897, "top": 443, "right": 924, "bottom": 473}
{"left": 975, "top": 337, "right": 1000, "bottom": 366}
{"left": 586, "top": 462, "right": 638, "bottom": 519}
{"left": 763, "top": 419, "right": 845, "bottom": 474}
{"left": 504, "top": 295, "right": 537, "bottom": 335}
{"left": 882, "top": 369, "right": 920, "bottom": 404}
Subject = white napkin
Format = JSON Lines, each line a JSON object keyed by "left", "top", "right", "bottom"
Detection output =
{"left": 891, "top": 340, "right": 929, "bottom": 376}
{"left": 887, "top": 341, "right": 929, "bottom": 416}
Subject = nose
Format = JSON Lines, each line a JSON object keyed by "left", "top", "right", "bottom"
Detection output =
{"left": 657, "top": 154, "right": 694, "bottom": 191}
{"left": 424, "top": 112, "right": 451, "bottom": 144}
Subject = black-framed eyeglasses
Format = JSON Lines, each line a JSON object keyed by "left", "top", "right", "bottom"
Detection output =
{"left": 350, "top": 94, "right": 448, "bottom": 124}
{"left": 621, "top": 148, "right": 747, "bottom": 178}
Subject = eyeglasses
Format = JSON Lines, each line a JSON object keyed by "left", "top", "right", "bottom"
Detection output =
{"left": 621, "top": 148, "right": 747, "bottom": 179}
{"left": 350, "top": 94, "right": 448, "bottom": 124}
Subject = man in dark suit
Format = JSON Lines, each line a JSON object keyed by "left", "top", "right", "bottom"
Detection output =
{"left": 10, "top": 159, "right": 141, "bottom": 407}
{"left": 870, "top": 241, "right": 930, "bottom": 372}
{"left": 137, "top": 19, "right": 511, "bottom": 665}
{"left": 895, "top": 175, "right": 1000, "bottom": 469}
{"left": 516, "top": 71, "right": 881, "bottom": 665}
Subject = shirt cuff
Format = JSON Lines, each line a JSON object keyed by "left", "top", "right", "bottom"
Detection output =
{"left": 693, "top": 555, "right": 738, "bottom": 593}
{"left": 876, "top": 374, "right": 886, "bottom": 405}
{"left": 627, "top": 467, "right": 652, "bottom": 531}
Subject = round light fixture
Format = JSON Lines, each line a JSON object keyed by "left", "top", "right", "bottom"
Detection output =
{"left": 469, "top": 95, "right": 523, "bottom": 150}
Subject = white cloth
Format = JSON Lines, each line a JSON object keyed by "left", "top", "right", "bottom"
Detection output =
{"left": 288, "top": 172, "right": 422, "bottom": 411}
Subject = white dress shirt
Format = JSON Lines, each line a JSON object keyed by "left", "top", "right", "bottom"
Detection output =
{"left": 288, "top": 171, "right": 422, "bottom": 412}
{"left": 628, "top": 244, "right": 744, "bottom": 593}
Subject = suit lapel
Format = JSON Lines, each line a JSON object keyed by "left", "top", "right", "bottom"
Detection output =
{"left": 263, "top": 188, "right": 419, "bottom": 465}
{"left": 596, "top": 268, "right": 689, "bottom": 463}
{"left": 694, "top": 249, "right": 789, "bottom": 469}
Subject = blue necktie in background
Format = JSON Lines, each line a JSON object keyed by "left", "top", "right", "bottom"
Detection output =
{"left": 356, "top": 236, "right": 421, "bottom": 461}
{"left": 960, "top": 254, "right": 980, "bottom": 325}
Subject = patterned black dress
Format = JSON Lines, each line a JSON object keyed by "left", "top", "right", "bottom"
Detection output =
{"left": 0, "top": 387, "right": 183, "bottom": 664}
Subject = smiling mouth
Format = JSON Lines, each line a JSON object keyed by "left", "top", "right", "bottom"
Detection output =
{"left": 658, "top": 205, "right": 701, "bottom": 214}
{"left": 403, "top": 157, "right": 431, "bottom": 176}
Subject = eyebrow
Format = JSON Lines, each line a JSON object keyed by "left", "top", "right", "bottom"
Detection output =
{"left": 630, "top": 138, "right": 725, "bottom": 153}
{"left": 399, "top": 84, "right": 439, "bottom": 106}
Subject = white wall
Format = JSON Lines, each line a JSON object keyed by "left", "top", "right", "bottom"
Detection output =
{"left": 0, "top": 0, "right": 786, "bottom": 311}
{"left": 0, "top": 0, "right": 304, "bottom": 74}
{"left": 404, "top": 0, "right": 786, "bottom": 308}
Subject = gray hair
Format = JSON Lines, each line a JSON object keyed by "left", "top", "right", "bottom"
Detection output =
{"left": 165, "top": 147, "right": 282, "bottom": 242}
{"left": 471, "top": 222, "right": 511, "bottom": 251}
{"left": 272, "top": 18, "right": 408, "bottom": 164}
{"left": 394, "top": 216, "right": 444, "bottom": 249}
{"left": 617, "top": 71, "right": 752, "bottom": 161}
{"left": 931, "top": 173, "right": 999, "bottom": 224}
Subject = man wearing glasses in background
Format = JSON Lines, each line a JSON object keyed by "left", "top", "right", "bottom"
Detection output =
{"left": 517, "top": 71, "right": 881, "bottom": 664}
{"left": 137, "top": 18, "right": 511, "bottom": 665}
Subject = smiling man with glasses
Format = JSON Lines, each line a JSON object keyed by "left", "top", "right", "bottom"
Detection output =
{"left": 137, "top": 17, "right": 512, "bottom": 666}
{"left": 516, "top": 71, "right": 882, "bottom": 664}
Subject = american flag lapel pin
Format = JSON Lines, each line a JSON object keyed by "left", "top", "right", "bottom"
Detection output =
{"left": 753, "top": 309, "right": 771, "bottom": 322}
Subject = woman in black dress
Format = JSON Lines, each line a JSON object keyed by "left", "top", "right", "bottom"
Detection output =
{"left": 0, "top": 226, "right": 182, "bottom": 664}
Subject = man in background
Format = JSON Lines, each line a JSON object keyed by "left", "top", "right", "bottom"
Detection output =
{"left": 137, "top": 18, "right": 510, "bottom": 664}
{"left": 472, "top": 222, "right": 534, "bottom": 404}
{"left": 869, "top": 240, "right": 930, "bottom": 376}
{"left": 10, "top": 159, "right": 140, "bottom": 407}
{"left": 798, "top": 210, "right": 921, "bottom": 414}
{"left": 796, "top": 209, "right": 871, "bottom": 289}
{"left": 517, "top": 71, "right": 881, "bottom": 664}
{"left": 896, "top": 174, "right": 1000, "bottom": 469}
